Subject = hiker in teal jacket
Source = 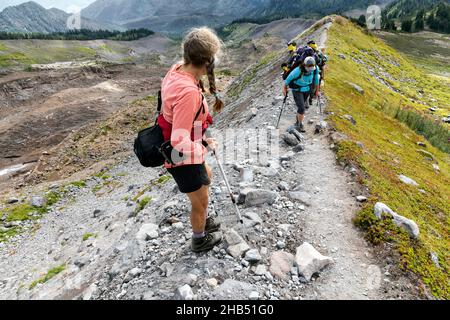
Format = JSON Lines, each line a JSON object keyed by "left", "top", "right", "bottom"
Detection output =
{"left": 282, "top": 56, "right": 320, "bottom": 132}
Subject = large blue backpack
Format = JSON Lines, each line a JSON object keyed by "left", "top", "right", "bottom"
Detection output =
{"left": 290, "top": 46, "right": 317, "bottom": 70}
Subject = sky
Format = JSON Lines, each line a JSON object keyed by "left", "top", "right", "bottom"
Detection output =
{"left": 0, "top": 0, "right": 97, "bottom": 12}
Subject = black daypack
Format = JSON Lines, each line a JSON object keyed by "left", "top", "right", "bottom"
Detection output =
{"left": 133, "top": 91, "right": 166, "bottom": 168}
{"left": 133, "top": 90, "right": 205, "bottom": 168}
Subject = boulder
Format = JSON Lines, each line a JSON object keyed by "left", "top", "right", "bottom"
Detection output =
{"left": 243, "top": 212, "right": 263, "bottom": 226}
{"left": 295, "top": 242, "right": 334, "bottom": 281}
{"left": 288, "top": 191, "right": 312, "bottom": 206}
{"left": 399, "top": 175, "right": 419, "bottom": 187}
{"left": 245, "top": 190, "right": 277, "bottom": 207}
{"left": 269, "top": 251, "right": 294, "bottom": 280}
{"left": 227, "top": 243, "right": 250, "bottom": 259}
{"left": 214, "top": 279, "right": 255, "bottom": 299}
{"left": 287, "top": 126, "right": 305, "bottom": 142}
{"left": 356, "top": 196, "right": 367, "bottom": 202}
{"left": 224, "top": 229, "right": 245, "bottom": 246}
{"left": 346, "top": 82, "right": 364, "bottom": 94}
{"left": 244, "top": 249, "right": 262, "bottom": 263}
{"left": 315, "top": 121, "right": 328, "bottom": 134}
{"left": 30, "top": 196, "right": 46, "bottom": 208}
{"left": 281, "top": 133, "right": 299, "bottom": 146}
{"left": 174, "top": 284, "right": 194, "bottom": 300}
{"left": 136, "top": 223, "right": 159, "bottom": 241}
{"left": 374, "top": 202, "right": 420, "bottom": 238}
{"left": 254, "top": 264, "right": 267, "bottom": 276}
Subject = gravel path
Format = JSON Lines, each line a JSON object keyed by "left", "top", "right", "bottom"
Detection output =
{"left": 0, "top": 19, "right": 418, "bottom": 300}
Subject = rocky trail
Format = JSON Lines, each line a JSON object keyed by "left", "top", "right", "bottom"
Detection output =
{"left": 0, "top": 19, "right": 419, "bottom": 300}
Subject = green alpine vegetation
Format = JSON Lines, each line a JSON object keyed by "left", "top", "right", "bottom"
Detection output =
{"left": 29, "top": 264, "right": 66, "bottom": 290}
{"left": 326, "top": 16, "right": 449, "bottom": 299}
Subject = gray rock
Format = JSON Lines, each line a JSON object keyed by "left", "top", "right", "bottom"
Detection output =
{"left": 245, "top": 190, "right": 277, "bottom": 207}
{"left": 255, "top": 264, "right": 267, "bottom": 276}
{"left": 430, "top": 252, "right": 441, "bottom": 269}
{"left": 30, "top": 196, "right": 46, "bottom": 208}
{"left": 237, "top": 187, "right": 253, "bottom": 204}
{"left": 206, "top": 278, "right": 218, "bottom": 288}
{"left": 240, "top": 168, "right": 254, "bottom": 183}
{"left": 186, "top": 274, "right": 198, "bottom": 286}
{"left": 228, "top": 243, "right": 250, "bottom": 259}
{"left": 286, "top": 126, "right": 305, "bottom": 142}
{"left": 416, "top": 142, "right": 427, "bottom": 148}
{"left": 214, "top": 279, "right": 255, "bottom": 299}
{"left": 295, "top": 242, "right": 334, "bottom": 281}
{"left": 172, "top": 222, "right": 184, "bottom": 230}
{"left": 108, "top": 240, "right": 141, "bottom": 279}
{"left": 338, "top": 53, "right": 346, "bottom": 59}
{"left": 417, "top": 149, "right": 434, "bottom": 161}
{"left": 276, "top": 241, "right": 286, "bottom": 249}
{"left": 293, "top": 144, "right": 305, "bottom": 153}
{"left": 174, "top": 284, "right": 194, "bottom": 300}
{"left": 280, "top": 152, "right": 295, "bottom": 162}
{"left": 249, "top": 291, "right": 260, "bottom": 300}
{"left": 136, "top": 223, "right": 159, "bottom": 241}
{"left": 243, "top": 212, "right": 263, "bottom": 226}
{"left": 373, "top": 202, "right": 420, "bottom": 238}
{"left": 224, "top": 229, "right": 245, "bottom": 246}
{"left": 281, "top": 133, "right": 299, "bottom": 146}
{"left": 124, "top": 267, "right": 142, "bottom": 282}
{"left": 269, "top": 251, "right": 294, "bottom": 280}
{"left": 92, "top": 209, "right": 102, "bottom": 218}
{"left": 256, "top": 166, "right": 279, "bottom": 177}
{"left": 244, "top": 249, "right": 262, "bottom": 263}
{"left": 74, "top": 257, "right": 90, "bottom": 268}
{"left": 315, "top": 121, "right": 328, "bottom": 134}
{"left": 7, "top": 198, "right": 19, "bottom": 204}
{"left": 432, "top": 164, "right": 440, "bottom": 172}
{"left": 278, "top": 181, "right": 290, "bottom": 191}
{"left": 288, "top": 191, "right": 312, "bottom": 206}
{"left": 399, "top": 175, "right": 419, "bottom": 187}
{"left": 344, "top": 114, "right": 357, "bottom": 125}
{"left": 346, "top": 82, "right": 364, "bottom": 94}
{"left": 356, "top": 196, "right": 367, "bottom": 202}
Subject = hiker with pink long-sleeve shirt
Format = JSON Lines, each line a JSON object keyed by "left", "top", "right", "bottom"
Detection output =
{"left": 158, "top": 27, "right": 224, "bottom": 253}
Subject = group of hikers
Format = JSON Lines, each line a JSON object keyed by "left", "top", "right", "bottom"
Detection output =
{"left": 281, "top": 40, "right": 328, "bottom": 132}
{"left": 136, "top": 27, "right": 328, "bottom": 253}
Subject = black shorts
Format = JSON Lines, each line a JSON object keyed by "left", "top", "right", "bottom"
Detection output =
{"left": 292, "top": 91, "right": 310, "bottom": 115}
{"left": 167, "top": 163, "right": 211, "bottom": 194}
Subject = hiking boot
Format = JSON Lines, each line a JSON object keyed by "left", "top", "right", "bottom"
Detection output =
{"left": 205, "top": 216, "right": 221, "bottom": 233}
{"left": 191, "top": 231, "right": 223, "bottom": 253}
{"left": 295, "top": 122, "right": 306, "bottom": 133}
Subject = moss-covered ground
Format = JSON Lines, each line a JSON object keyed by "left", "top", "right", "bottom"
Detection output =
{"left": 325, "top": 16, "right": 449, "bottom": 298}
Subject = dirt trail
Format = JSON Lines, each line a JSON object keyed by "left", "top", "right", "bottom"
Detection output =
{"left": 0, "top": 19, "right": 420, "bottom": 300}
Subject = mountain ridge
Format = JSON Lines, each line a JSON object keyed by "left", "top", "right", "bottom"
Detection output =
{"left": 0, "top": 1, "right": 123, "bottom": 33}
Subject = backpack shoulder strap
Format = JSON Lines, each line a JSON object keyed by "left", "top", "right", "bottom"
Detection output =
{"left": 154, "top": 90, "right": 163, "bottom": 124}
{"left": 193, "top": 94, "right": 205, "bottom": 123}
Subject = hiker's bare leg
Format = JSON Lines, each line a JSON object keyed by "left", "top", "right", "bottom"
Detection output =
{"left": 187, "top": 185, "right": 209, "bottom": 234}
{"left": 297, "top": 114, "right": 305, "bottom": 123}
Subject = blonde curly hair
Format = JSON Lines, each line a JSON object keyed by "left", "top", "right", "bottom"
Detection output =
{"left": 183, "top": 27, "right": 224, "bottom": 112}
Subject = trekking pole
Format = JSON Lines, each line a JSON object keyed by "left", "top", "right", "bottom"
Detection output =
{"left": 211, "top": 149, "right": 248, "bottom": 239}
{"left": 317, "top": 93, "right": 322, "bottom": 116}
{"left": 276, "top": 93, "right": 288, "bottom": 129}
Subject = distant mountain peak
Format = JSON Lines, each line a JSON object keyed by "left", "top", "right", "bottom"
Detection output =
{"left": 0, "top": 1, "right": 123, "bottom": 33}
